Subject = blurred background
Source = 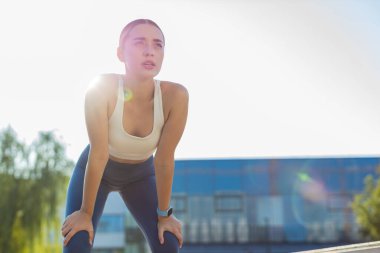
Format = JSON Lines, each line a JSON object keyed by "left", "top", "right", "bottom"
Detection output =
{"left": 1, "top": 0, "right": 380, "bottom": 252}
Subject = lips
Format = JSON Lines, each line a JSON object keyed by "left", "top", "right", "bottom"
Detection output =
{"left": 142, "top": 60, "right": 155, "bottom": 66}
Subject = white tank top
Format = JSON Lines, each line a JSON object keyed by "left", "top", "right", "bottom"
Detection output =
{"left": 108, "top": 75, "right": 165, "bottom": 160}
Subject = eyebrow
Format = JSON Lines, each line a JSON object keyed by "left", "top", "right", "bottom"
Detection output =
{"left": 133, "top": 37, "right": 164, "bottom": 44}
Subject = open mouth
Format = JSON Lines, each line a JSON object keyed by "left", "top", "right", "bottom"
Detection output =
{"left": 142, "top": 61, "right": 155, "bottom": 67}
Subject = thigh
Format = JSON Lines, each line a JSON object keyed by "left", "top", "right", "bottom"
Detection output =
{"left": 120, "top": 174, "right": 179, "bottom": 253}
{"left": 63, "top": 145, "right": 111, "bottom": 252}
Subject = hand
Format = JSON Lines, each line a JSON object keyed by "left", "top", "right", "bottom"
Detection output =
{"left": 157, "top": 215, "right": 183, "bottom": 248}
{"left": 61, "top": 210, "right": 94, "bottom": 247}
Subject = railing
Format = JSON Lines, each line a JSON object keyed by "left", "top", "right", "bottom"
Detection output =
{"left": 295, "top": 241, "right": 380, "bottom": 253}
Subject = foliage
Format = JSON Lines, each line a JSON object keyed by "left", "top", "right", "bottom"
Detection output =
{"left": 0, "top": 125, "right": 74, "bottom": 253}
{"left": 351, "top": 165, "right": 380, "bottom": 240}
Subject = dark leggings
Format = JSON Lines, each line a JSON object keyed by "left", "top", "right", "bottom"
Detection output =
{"left": 63, "top": 144, "right": 179, "bottom": 253}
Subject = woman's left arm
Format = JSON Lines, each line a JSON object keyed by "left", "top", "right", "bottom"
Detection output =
{"left": 154, "top": 83, "right": 189, "bottom": 247}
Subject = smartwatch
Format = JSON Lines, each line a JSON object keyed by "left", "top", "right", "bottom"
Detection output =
{"left": 157, "top": 206, "right": 173, "bottom": 217}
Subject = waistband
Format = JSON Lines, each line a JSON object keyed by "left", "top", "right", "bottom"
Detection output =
{"left": 106, "top": 155, "right": 154, "bottom": 170}
{"left": 78, "top": 144, "right": 154, "bottom": 170}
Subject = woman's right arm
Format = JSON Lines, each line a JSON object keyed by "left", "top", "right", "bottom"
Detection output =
{"left": 81, "top": 76, "right": 110, "bottom": 216}
{"left": 61, "top": 75, "right": 110, "bottom": 246}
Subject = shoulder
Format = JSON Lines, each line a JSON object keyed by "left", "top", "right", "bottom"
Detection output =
{"left": 84, "top": 73, "right": 120, "bottom": 109}
{"left": 86, "top": 73, "right": 119, "bottom": 94}
{"left": 160, "top": 80, "right": 189, "bottom": 104}
{"left": 84, "top": 73, "right": 120, "bottom": 103}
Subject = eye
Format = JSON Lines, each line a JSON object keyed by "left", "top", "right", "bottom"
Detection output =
{"left": 156, "top": 44, "right": 163, "bottom": 48}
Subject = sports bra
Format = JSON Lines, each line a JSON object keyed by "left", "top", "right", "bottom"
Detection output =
{"left": 108, "top": 75, "right": 165, "bottom": 160}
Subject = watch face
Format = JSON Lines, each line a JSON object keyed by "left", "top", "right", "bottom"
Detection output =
{"left": 168, "top": 207, "right": 173, "bottom": 216}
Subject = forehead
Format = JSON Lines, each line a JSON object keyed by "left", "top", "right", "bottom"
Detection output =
{"left": 126, "top": 23, "right": 164, "bottom": 42}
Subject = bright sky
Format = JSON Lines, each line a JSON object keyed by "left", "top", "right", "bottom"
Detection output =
{"left": 0, "top": 0, "right": 379, "bottom": 161}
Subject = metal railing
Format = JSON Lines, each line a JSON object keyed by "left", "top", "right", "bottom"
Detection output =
{"left": 295, "top": 241, "right": 380, "bottom": 253}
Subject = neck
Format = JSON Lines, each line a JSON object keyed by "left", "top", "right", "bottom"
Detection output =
{"left": 123, "top": 74, "right": 155, "bottom": 101}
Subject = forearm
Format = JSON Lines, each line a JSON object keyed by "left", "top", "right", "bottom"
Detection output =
{"left": 80, "top": 154, "right": 108, "bottom": 216}
{"left": 154, "top": 160, "right": 174, "bottom": 211}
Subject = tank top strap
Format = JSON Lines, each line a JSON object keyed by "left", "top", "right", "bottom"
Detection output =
{"left": 154, "top": 79, "right": 165, "bottom": 125}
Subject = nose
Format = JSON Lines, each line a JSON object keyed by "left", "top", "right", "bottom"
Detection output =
{"left": 143, "top": 44, "right": 154, "bottom": 56}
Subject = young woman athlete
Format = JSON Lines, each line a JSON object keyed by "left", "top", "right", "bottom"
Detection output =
{"left": 61, "top": 19, "right": 188, "bottom": 253}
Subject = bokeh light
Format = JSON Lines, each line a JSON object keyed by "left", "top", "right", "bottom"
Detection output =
{"left": 292, "top": 167, "right": 329, "bottom": 227}
{"left": 124, "top": 88, "right": 133, "bottom": 102}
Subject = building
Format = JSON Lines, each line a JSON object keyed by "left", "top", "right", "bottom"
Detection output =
{"left": 92, "top": 156, "right": 380, "bottom": 253}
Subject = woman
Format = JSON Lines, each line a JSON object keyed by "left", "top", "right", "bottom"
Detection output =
{"left": 61, "top": 19, "right": 188, "bottom": 253}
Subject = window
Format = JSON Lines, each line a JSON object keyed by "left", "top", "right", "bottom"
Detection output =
{"left": 172, "top": 193, "right": 187, "bottom": 212}
{"left": 214, "top": 191, "right": 244, "bottom": 212}
{"left": 327, "top": 194, "right": 351, "bottom": 211}
{"left": 97, "top": 214, "right": 124, "bottom": 233}
{"left": 256, "top": 196, "right": 284, "bottom": 226}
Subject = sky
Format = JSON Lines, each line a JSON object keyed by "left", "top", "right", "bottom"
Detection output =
{"left": 0, "top": 0, "right": 379, "bottom": 161}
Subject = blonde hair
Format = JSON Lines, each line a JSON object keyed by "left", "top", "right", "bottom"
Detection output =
{"left": 119, "top": 19, "right": 165, "bottom": 47}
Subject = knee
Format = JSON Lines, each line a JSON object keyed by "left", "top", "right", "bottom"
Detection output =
{"left": 63, "top": 230, "right": 92, "bottom": 253}
{"left": 152, "top": 231, "right": 179, "bottom": 253}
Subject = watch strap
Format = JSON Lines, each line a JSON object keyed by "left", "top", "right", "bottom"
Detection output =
{"left": 157, "top": 206, "right": 173, "bottom": 217}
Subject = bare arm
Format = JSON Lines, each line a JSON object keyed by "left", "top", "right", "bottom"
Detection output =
{"left": 61, "top": 75, "right": 111, "bottom": 246}
{"left": 81, "top": 76, "right": 110, "bottom": 216}
{"left": 154, "top": 84, "right": 189, "bottom": 213}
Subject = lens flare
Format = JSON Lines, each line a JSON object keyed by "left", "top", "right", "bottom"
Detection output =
{"left": 291, "top": 167, "right": 329, "bottom": 227}
{"left": 298, "top": 176, "right": 327, "bottom": 203}
{"left": 297, "top": 172, "right": 311, "bottom": 182}
{"left": 124, "top": 88, "right": 133, "bottom": 101}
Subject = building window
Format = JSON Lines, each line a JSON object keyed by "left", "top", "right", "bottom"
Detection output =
{"left": 256, "top": 196, "right": 284, "bottom": 226}
{"left": 172, "top": 193, "right": 187, "bottom": 212}
{"left": 214, "top": 191, "right": 244, "bottom": 212}
{"left": 97, "top": 214, "right": 124, "bottom": 233}
{"left": 327, "top": 193, "right": 351, "bottom": 211}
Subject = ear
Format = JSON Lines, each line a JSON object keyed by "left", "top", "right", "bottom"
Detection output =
{"left": 117, "top": 46, "right": 125, "bottom": 62}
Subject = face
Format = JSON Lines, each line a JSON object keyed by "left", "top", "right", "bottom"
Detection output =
{"left": 118, "top": 23, "right": 165, "bottom": 79}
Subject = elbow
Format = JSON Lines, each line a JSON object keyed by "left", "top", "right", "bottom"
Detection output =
{"left": 154, "top": 157, "right": 175, "bottom": 171}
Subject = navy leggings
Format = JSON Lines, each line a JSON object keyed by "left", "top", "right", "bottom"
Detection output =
{"left": 63, "top": 144, "right": 179, "bottom": 253}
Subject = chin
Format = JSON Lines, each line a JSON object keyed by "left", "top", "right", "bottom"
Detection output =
{"left": 139, "top": 70, "right": 160, "bottom": 79}
{"left": 127, "top": 66, "right": 161, "bottom": 79}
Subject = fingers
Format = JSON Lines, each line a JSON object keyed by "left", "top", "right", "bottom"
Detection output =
{"left": 158, "top": 226, "right": 164, "bottom": 244}
{"left": 88, "top": 229, "right": 94, "bottom": 246}
{"left": 61, "top": 214, "right": 94, "bottom": 246}
{"left": 61, "top": 215, "right": 73, "bottom": 235}
{"left": 160, "top": 229, "right": 183, "bottom": 248}
{"left": 61, "top": 226, "right": 71, "bottom": 237}
{"left": 174, "top": 229, "right": 183, "bottom": 248}
{"left": 61, "top": 220, "right": 72, "bottom": 237}
{"left": 63, "top": 228, "right": 93, "bottom": 247}
{"left": 63, "top": 229, "right": 75, "bottom": 246}
{"left": 176, "top": 220, "right": 183, "bottom": 248}
{"left": 158, "top": 224, "right": 183, "bottom": 248}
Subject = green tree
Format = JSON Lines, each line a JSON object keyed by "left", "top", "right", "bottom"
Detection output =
{"left": 351, "top": 165, "right": 380, "bottom": 240}
{"left": 0, "top": 125, "right": 74, "bottom": 253}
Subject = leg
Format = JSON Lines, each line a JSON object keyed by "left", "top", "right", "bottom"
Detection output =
{"left": 120, "top": 173, "right": 180, "bottom": 253}
{"left": 63, "top": 145, "right": 111, "bottom": 253}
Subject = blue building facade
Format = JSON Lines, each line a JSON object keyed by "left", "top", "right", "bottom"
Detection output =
{"left": 94, "top": 156, "right": 380, "bottom": 253}
{"left": 171, "top": 156, "right": 380, "bottom": 252}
